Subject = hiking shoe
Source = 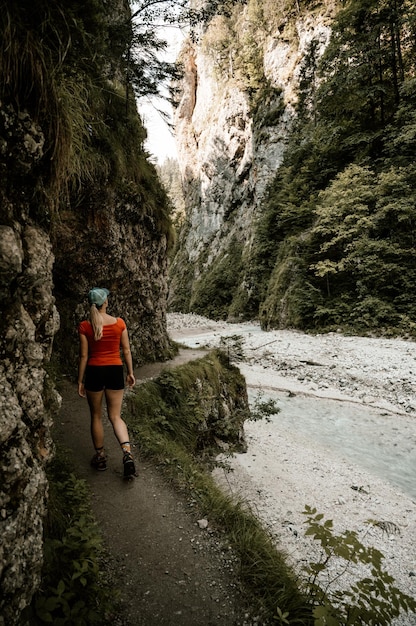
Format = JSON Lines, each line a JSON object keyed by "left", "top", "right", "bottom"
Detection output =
{"left": 123, "top": 452, "right": 136, "bottom": 478}
{"left": 91, "top": 452, "right": 107, "bottom": 471}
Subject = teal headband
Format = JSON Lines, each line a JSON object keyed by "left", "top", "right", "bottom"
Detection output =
{"left": 88, "top": 287, "right": 109, "bottom": 307}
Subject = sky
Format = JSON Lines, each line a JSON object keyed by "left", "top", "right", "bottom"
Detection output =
{"left": 136, "top": 25, "right": 184, "bottom": 164}
{"left": 140, "top": 98, "right": 178, "bottom": 164}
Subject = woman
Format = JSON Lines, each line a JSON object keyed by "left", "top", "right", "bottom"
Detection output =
{"left": 78, "top": 287, "right": 136, "bottom": 478}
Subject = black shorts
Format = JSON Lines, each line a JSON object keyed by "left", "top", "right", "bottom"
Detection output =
{"left": 84, "top": 365, "right": 124, "bottom": 391}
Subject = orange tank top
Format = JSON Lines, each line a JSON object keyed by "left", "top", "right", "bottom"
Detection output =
{"left": 78, "top": 318, "right": 126, "bottom": 366}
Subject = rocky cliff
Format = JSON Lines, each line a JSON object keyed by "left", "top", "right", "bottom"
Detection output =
{"left": 170, "top": 0, "right": 416, "bottom": 335}
{"left": 169, "top": 1, "right": 336, "bottom": 318}
{"left": 0, "top": 103, "right": 61, "bottom": 626}
{"left": 0, "top": 0, "right": 173, "bottom": 622}
{"left": 0, "top": 107, "right": 59, "bottom": 624}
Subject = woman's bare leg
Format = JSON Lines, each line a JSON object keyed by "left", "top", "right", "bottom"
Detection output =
{"left": 105, "top": 388, "right": 136, "bottom": 476}
{"left": 105, "top": 388, "right": 130, "bottom": 449}
{"left": 86, "top": 390, "right": 105, "bottom": 450}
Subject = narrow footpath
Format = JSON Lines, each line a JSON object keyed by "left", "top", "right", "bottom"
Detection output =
{"left": 53, "top": 350, "right": 256, "bottom": 626}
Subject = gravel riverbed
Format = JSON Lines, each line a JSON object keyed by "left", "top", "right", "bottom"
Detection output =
{"left": 168, "top": 313, "right": 416, "bottom": 625}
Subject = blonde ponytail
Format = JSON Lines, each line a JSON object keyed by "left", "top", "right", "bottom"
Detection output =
{"left": 90, "top": 304, "right": 103, "bottom": 341}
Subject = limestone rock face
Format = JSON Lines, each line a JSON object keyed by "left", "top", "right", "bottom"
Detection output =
{"left": 0, "top": 107, "right": 172, "bottom": 626}
{"left": 0, "top": 106, "right": 60, "bottom": 626}
{"left": 53, "top": 186, "right": 172, "bottom": 369}
{"left": 170, "top": 9, "right": 333, "bottom": 315}
{"left": 0, "top": 0, "right": 172, "bottom": 619}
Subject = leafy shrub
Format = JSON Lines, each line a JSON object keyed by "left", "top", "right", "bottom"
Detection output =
{"left": 249, "top": 391, "right": 280, "bottom": 422}
{"left": 126, "top": 349, "right": 250, "bottom": 454}
{"left": 190, "top": 239, "right": 244, "bottom": 320}
{"left": 302, "top": 506, "right": 416, "bottom": 625}
{"left": 24, "top": 457, "right": 116, "bottom": 625}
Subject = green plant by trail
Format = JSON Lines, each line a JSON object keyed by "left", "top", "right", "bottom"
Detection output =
{"left": 302, "top": 506, "right": 416, "bottom": 625}
{"left": 125, "top": 350, "right": 312, "bottom": 623}
{"left": 24, "top": 455, "right": 116, "bottom": 625}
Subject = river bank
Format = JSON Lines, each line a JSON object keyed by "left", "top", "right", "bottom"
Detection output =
{"left": 168, "top": 313, "right": 416, "bottom": 625}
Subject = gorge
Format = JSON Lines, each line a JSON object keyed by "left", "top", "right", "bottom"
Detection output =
{"left": 1, "top": 0, "right": 416, "bottom": 622}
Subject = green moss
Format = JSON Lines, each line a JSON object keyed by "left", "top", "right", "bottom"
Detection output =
{"left": 126, "top": 349, "right": 249, "bottom": 454}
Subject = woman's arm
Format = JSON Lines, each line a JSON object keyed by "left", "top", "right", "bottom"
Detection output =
{"left": 78, "top": 333, "right": 89, "bottom": 397}
{"left": 121, "top": 328, "right": 135, "bottom": 387}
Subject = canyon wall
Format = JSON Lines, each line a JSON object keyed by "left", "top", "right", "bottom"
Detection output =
{"left": 0, "top": 0, "right": 173, "bottom": 621}
{"left": 170, "top": 0, "right": 416, "bottom": 336}
{"left": 169, "top": 2, "right": 335, "bottom": 318}
{"left": 0, "top": 105, "right": 60, "bottom": 626}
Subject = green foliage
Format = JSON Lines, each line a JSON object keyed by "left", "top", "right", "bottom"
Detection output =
{"left": 385, "top": 78, "right": 416, "bottom": 164}
{"left": 167, "top": 0, "right": 416, "bottom": 335}
{"left": 274, "top": 605, "right": 291, "bottom": 625}
{"left": 0, "top": 0, "right": 175, "bottom": 240}
{"left": 249, "top": 391, "right": 280, "bottom": 422}
{"left": 302, "top": 506, "right": 416, "bottom": 625}
{"left": 190, "top": 239, "right": 244, "bottom": 320}
{"left": 308, "top": 163, "right": 416, "bottom": 333}
{"left": 249, "top": 80, "right": 286, "bottom": 133}
{"left": 250, "top": 0, "right": 416, "bottom": 335}
{"left": 316, "top": 0, "right": 416, "bottom": 141}
{"left": 24, "top": 454, "right": 115, "bottom": 625}
{"left": 126, "top": 349, "right": 250, "bottom": 453}
{"left": 250, "top": 139, "right": 326, "bottom": 308}
{"left": 259, "top": 236, "right": 323, "bottom": 330}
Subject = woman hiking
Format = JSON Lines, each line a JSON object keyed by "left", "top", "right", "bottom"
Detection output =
{"left": 77, "top": 287, "right": 136, "bottom": 478}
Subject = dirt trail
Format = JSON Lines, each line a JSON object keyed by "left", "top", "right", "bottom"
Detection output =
{"left": 53, "top": 350, "right": 254, "bottom": 626}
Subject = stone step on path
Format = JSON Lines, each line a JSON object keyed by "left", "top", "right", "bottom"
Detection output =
{"left": 54, "top": 350, "right": 255, "bottom": 626}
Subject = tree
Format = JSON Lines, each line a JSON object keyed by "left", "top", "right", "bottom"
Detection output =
{"left": 310, "top": 163, "right": 416, "bottom": 328}
{"left": 126, "top": 0, "right": 246, "bottom": 102}
{"left": 316, "top": 0, "right": 416, "bottom": 161}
